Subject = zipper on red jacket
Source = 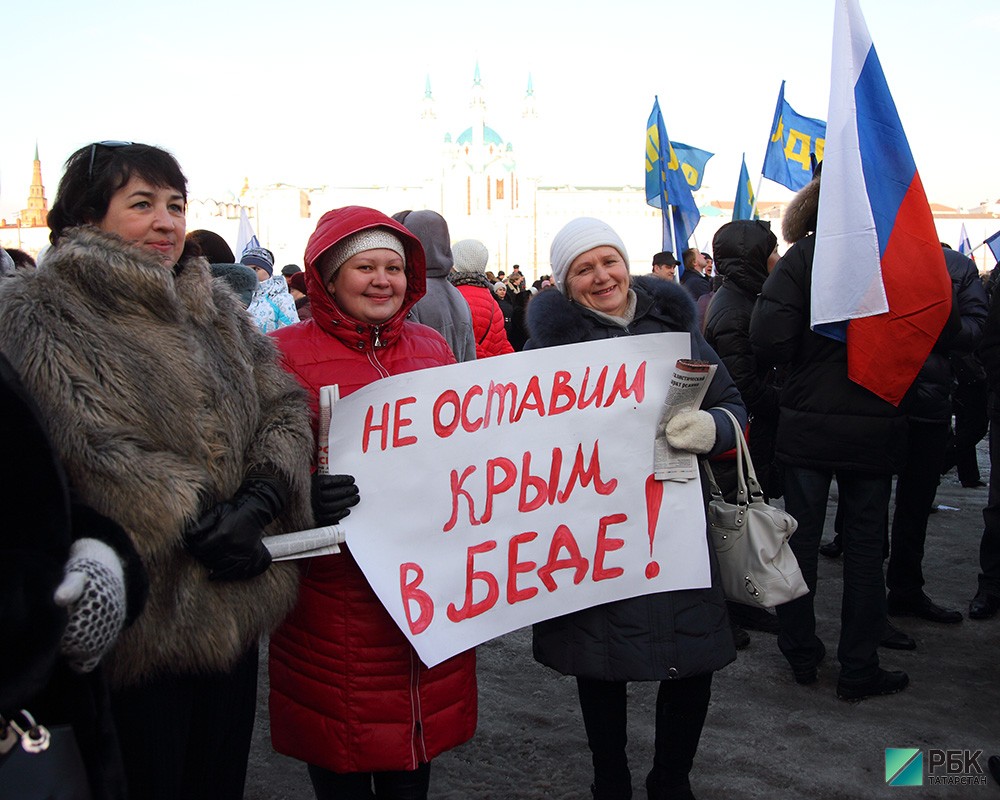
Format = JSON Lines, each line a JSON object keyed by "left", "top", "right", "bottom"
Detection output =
{"left": 365, "top": 325, "right": 391, "bottom": 380}
{"left": 408, "top": 647, "right": 429, "bottom": 767}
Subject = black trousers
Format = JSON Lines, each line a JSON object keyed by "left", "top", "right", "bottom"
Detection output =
{"left": 576, "top": 673, "right": 713, "bottom": 799}
{"left": 946, "top": 380, "right": 989, "bottom": 484}
{"left": 777, "top": 466, "right": 890, "bottom": 682}
{"left": 110, "top": 645, "right": 258, "bottom": 800}
{"left": 308, "top": 762, "right": 431, "bottom": 800}
{"left": 887, "top": 420, "right": 950, "bottom": 597}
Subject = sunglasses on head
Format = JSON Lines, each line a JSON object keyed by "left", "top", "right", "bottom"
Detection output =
{"left": 87, "top": 140, "right": 133, "bottom": 181}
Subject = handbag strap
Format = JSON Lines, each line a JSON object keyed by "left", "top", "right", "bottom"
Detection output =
{"left": 709, "top": 408, "right": 764, "bottom": 506}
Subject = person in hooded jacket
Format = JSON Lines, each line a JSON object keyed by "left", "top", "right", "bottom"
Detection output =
{"left": 525, "top": 217, "right": 743, "bottom": 800}
{"left": 268, "top": 206, "right": 477, "bottom": 800}
{"left": 703, "top": 220, "right": 782, "bottom": 501}
{"left": 0, "top": 141, "right": 314, "bottom": 800}
{"left": 392, "top": 209, "right": 476, "bottom": 362}
{"left": 703, "top": 219, "right": 784, "bottom": 641}
{"left": 449, "top": 238, "right": 515, "bottom": 359}
{"left": 749, "top": 165, "right": 916, "bottom": 701}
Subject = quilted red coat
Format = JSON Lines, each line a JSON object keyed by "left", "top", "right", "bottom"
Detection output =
{"left": 454, "top": 282, "right": 515, "bottom": 359}
{"left": 268, "top": 206, "right": 477, "bottom": 773}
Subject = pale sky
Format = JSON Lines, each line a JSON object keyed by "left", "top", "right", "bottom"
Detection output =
{"left": 3, "top": 0, "right": 998, "bottom": 221}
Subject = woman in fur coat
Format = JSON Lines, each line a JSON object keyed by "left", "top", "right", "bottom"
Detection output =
{"left": 525, "top": 217, "right": 744, "bottom": 800}
{"left": 0, "top": 142, "right": 313, "bottom": 800}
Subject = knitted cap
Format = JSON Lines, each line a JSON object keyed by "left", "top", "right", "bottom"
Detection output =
{"left": 549, "top": 217, "right": 629, "bottom": 293}
{"left": 451, "top": 239, "right": 489, "bottom": 274}
{"left": 241, "top": 246, "right": 275, "bottom": 275}
{"left": 317, "top": 228, "right": 406, "bottom": 285}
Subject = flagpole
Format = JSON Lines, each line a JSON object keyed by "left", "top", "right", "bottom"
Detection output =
{"left": 750, "top": 174, "right": 765, "bottom": 220}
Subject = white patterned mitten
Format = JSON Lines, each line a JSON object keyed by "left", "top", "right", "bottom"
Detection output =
{"left": 54, "top": 538, "right": 127, "bottom": 673}
{"left": 664, "top": 410, "right": 717, "bottom": 455}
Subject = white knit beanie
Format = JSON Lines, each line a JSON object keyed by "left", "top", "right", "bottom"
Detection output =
{"left": 549, "top": 217, "right": 629, "bottom": 294}
{"left": 318, "top": 228, "right": 406, "bottom": 285}
{"left": 451, "top": 239, "right": 489, "bottom": 274}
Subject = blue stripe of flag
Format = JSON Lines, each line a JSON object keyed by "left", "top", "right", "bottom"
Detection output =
{"left": 855, "top": 45, "right": 916, "bottom": 258}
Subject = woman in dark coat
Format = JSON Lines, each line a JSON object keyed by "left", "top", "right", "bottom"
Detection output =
{"left": 703, "top": 219, "right": 782, "bottom": 501}
{"left": 525, "top": 217, "right": 744, "bottom": 800}
{"left": 0, "top": 350, "right": 148, "bottom": 800}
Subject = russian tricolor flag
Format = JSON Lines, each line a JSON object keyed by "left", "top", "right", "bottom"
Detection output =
{"left": 811, "top": 0, "right": 951, "bottom": 406}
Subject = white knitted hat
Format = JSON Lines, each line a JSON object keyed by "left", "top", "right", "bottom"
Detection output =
{"left": 451, "top": 239, "right": 489, "bottom": 274}
{"left": 317, "top": 228, "right": 406, "bottom": 285}
{"left": 549, "top": 217, "right": 629, "bottom": 293}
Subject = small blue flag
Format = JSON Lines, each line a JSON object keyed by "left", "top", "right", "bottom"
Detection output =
{"left": 733, "top": 155, "right": 758, "bottom": 221}
{"left": 670, "top": 142, "right": 714, "bottom": 192}
{"left": 645, "top": 97, "right": 701, "bottom": 254}
{"left": 985, "top": 229, "right": 1000, "bottom": 263}
{"left": 762, "top": 81, "right": 827, "bottom": 192}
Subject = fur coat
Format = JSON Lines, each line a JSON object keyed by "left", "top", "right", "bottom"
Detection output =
{"left": 0, "top": 227, "right": 313, "bottom": 687}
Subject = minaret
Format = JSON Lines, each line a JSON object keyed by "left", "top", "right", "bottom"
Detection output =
{"left": 521, "top": 73, "right": 537, "bottom": 121}
{"left": 470, "top": 61, "right": 486, "bottom": 171}
{"left": 20, "top": 143, "right": 48, "bottom": 227}
{"left": 421, "top": 74, "right": 437, "bottom": 121}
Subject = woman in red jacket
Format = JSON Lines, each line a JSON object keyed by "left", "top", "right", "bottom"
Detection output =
{"left": 268, "top": 206, "right": 477, "bottom": 800}
{"left": 448, "top": 238, "right": 515, "bottom": 358}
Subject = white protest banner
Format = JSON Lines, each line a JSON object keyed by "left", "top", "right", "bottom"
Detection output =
{"left": 327, "top": 332, "right": 711, "bottom": 668}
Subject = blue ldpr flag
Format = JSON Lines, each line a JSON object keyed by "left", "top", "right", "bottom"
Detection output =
{"left": 732, "top": 155, "right": 758, "bottom": 221}
{"left": 762, "top": 81, "right": 827, "bottom": 192}
{"left": 645, "top": 97, "right": 700, "bottom": 254}
{"left": 670, "top": 142, "right": 714, "bottom": 192}
{"left": 985, "top": 229, "right": 1000, "bottom": 263}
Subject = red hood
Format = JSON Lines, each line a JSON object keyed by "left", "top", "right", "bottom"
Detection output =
{"left": 303, "top": 206, "right": 427, "bottom": 347}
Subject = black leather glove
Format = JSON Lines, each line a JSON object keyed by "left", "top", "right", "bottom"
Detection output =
{"left": 312, "top": 473, "right": 360, "bottom": 526}
{"left": 183, "top": 471, "right": 288, "bottom": 581}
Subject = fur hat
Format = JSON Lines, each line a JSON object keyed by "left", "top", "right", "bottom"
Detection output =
{"left": 451, "top": 239, "right": 489, "bottom": 274}
{"left": 288, "top": 272, "right": 307, "bottom": 295}
{"left": 549, "top": 217, "right": 629, "bottom": 293}
{"left": 210, "top": 263, "right": 258, "bottom": 308}
{"left": 317, "top": 229, "right": 406, "bottom": 286}
{"left": 241, "top": 246, "right": 275, "bottom": 276}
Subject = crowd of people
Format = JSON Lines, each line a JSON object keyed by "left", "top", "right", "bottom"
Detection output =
{"left": 2, "top": 141, "right": 998, "bottom": 800}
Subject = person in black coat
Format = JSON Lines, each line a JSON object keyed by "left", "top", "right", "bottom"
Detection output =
{"left": 970, "top": 277, "right": 1000, "bottom": 619}
{"left": 0, "top": 351, "right": 148, "bottom": 800}
{"left": 885, "top": 246, "right": 987, "bottom": 625}
{"left": 527, "top": 217, "right": 744, "bottom": 800}
{"left": 703, "top": 220, "right": 783, "bottom": 640}
{"left": 749, "top": 168, "right": 911, "bottom": 701}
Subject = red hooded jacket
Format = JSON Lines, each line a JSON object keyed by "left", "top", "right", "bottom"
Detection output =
{"left": 268, "top": 206, "right": 477, "bottom": 772}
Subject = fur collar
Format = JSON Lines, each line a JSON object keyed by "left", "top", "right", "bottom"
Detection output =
{"left": 782, "top": 176, "right": 820, "bottom": 244}
{"left": 526, "top": 276, "right": 696, "bottom": 347}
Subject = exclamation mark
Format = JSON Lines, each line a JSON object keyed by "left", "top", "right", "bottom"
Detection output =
{"left": 644, "top": 474, "right": 663, "bottom": 579}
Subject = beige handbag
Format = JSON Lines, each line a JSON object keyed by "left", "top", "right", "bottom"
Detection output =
{"left": 706, "top": 408, "right": 808, "bottom": 608}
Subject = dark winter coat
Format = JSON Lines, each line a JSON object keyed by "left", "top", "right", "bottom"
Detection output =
{"left": 269, "top": 206, "right": 477, "bottom": 773}
{"left": 0, "top": 351, "right": 148, "bottom": 800}
{"left": 0, "top": 227, "right": 312, "bottom": 688}
{"left": 704, "top": 221, "right": 781, "bottom": 496}
{"left": 523, "top": 277, "right": 741, "bottom": 681}
{"left": 750, "top": 233, "right": 908, "bottom": 473}
{"left": 899, "top": 248, "right": 987, "bottom": 423}
{"left": 680, "top": 268, "right": 712, "bottom": 301}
